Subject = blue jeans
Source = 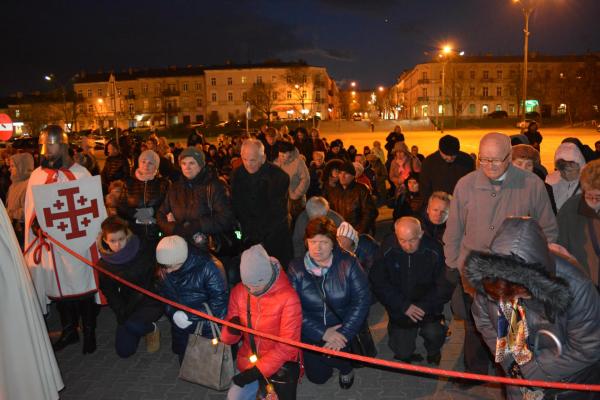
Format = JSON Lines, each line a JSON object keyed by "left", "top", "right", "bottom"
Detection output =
{"left": 115, "top": 319, "right": 155, "bottom": 358}
{"left": 226, "top": 380, "right": 259, "bottom": 400}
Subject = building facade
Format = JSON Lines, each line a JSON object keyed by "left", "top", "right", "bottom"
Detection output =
{"left": 395, "top": 53, "right": 600, "bottom": 120}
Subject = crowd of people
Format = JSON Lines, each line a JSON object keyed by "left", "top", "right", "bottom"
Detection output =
{"left": 3, "top": 122, "right": 600, "bottom": 400}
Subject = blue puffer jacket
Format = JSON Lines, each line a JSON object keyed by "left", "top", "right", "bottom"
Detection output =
{"left": 160, "top": 250, "right": 229, "bottom": 339}
{"left": 287, "top": 247, "right": 370, "bottom": 344}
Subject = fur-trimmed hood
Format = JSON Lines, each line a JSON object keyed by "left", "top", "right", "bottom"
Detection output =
{"left": 465, "top": 217, "right": 573, "bottom": 315}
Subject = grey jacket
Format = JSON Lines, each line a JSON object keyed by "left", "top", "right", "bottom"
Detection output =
{"left": 274, "top": 148, "right": 310, "bottom": 201}
{"left": 444, "top": 164, "right": 558, "bottom": 271}
{"left": 466, "top": 217, "right": 600, "bottom": 399}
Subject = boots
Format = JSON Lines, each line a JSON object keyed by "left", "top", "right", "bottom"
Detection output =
{"left": 52, "top": 300, "right": 80, "bottom": 351}
{"left": 79, "top": 297, "right": 97, "bottom": 354}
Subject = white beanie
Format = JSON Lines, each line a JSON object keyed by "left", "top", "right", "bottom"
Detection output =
{"left": 337, "top": 222, "right": 358, "bottom": 250}
{"left": 240, "top": 244, "right": 275, "bottom": 287}
{"left": 156, "top": 235, "right": 188, "bottom": 265}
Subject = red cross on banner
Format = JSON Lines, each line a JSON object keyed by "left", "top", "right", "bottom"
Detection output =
{"left": 32, "top": 175, "right": 107, "bottom": 255}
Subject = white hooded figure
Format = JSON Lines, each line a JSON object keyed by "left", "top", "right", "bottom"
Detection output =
{"left": 0, "top": 200, "right": 64, "bottom": 399}
{"left": 546, "top": 142, "right": 586, "bottom": 212}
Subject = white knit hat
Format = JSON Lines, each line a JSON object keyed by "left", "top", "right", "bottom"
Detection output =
{"left": 337, "top": 222, "right": 359, "bottom": 250}
{"left": 156, "top": 235, "right": 188, "bottom": 265}
{"left": 240, "top": 244, "right": 275, "bottom": 287}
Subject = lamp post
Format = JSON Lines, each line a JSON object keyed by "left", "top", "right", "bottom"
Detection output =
{"left": 514, "top": 0, "right": 535, "bottom": 122}
{"left": 438, "top": 46, "right": 464, "bottom": 133}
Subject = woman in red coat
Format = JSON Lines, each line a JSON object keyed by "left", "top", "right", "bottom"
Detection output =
{"left": 221, "top": 244, "right": 302, "bottom": 399}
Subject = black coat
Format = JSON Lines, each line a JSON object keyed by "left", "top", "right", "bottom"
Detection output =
{"left": 325, "top": 181, "right": 378, "bottom": 234}
{"left": 98, "top": 239, "right": 163, "bottom": 325}
{"left": 117, "top": 175, "right": 169, "bottom": 242}
{"left": 370, "top": 234, "right": 447, "bottom": 325}
{"left": 157, "top": 167, "right": 235, "bottom": 241}
{"left": 231, "top": 162, "right": 292, "bottom": 266}
{"left": 419, "top": 151, "right": 474, "bottom": 202}
{"left": 159, "top": 251, "right": 229, "bottom": 338}
{"left": 287, "top": 247, "right": 370, "bottom": 344}
{"left": 101, "top": 154, "right": 130, "bottom": 190}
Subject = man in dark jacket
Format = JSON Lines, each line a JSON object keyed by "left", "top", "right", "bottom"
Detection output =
{"left": 466, "top": 217, "right": 600, "bottom": 400}
{"left": 419, "top": 135, "right": 475, "bottom": 203}
{"left": 325, "top": 161, "right": 377, "bottom": 234}
{"left": 231, "top": 139, "right": 292, "bottom": 267}
{"left": 370, "top": 217, "right": 448, "bottom": 364}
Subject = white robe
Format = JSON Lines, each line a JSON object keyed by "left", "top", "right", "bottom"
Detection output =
{"left": 24, "top": 163, "right": 100, "bottom": 310}
{"left": 0, "top": 200, "right": 64, "bottom": 400}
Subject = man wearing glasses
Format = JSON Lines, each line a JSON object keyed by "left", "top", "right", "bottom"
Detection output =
{"left": 443, "top": 132, "right": 558, "bottom": 384}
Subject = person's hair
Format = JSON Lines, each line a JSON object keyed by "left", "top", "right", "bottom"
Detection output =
{"left": 305, "top": 197, "right": 330, "bottom": 219}
{"left": 101, "top": 215, "right": 131, "bottom": 238}
{"left": 241, "top": 138, "right": 265, "bottom": 157}
{"left": 304, "top": 216, "right": 337, "bottom": 245}
{"left": 322, "top": 159, "right": 344, "bottom": 184}
{"left": 392, "top": 141, "right": 410, "bottom": 157}
{"left": 266, "top": 127, "right": 278, "bottom": 138}
{"left": 428, "top": 191, "right": 452, "bottom": 206}
{"left": 481, "top": 277, "right": 531, "bottom": 302}
{"left": 310, "top": 128, "right": 320, "bottom": 138}
{"left": 580, "top": 159, "right": 600, "bottom": 192}
{"left": 511, "top": 144, "right": 540, "bottom": 164}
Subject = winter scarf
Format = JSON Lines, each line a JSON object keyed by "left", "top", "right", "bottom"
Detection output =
{"left": 100, "top": 235, "right": 141, "bottom": 265}
{"left": 495, "top": 299, "right": 532, "bottom": 365}
{"left": 303, "top": 251, "right": 331, "bottom": 277}
{"left": 134, "top": 167, "right": 157, "bottom": 182}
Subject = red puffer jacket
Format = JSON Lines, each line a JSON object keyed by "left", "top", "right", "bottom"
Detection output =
{"left": 221, "top": 266, "right": 302, "bottom": 378}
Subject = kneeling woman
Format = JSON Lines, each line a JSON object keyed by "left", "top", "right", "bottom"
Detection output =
{"left": 97, "top": 216, "right": 164, "bottom": 357}
{"left": 156, "top": 235, "right": 229, "bottom": 362}
{"left": 287, "top": 217, "right": 370, "bottom": 389}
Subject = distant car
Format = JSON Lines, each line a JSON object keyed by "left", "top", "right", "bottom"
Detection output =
{"left": 487, "top": 110, "right": 508, "bottom": 119}
{"left": 352, "top": 114, "right": 362, "bottom": 121}
{"left": 525, "top": 111, "right": 541, "bottom": 120}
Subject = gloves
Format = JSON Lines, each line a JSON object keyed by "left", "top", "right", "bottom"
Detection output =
{"left": 172, "top": 311, "right": 192, "bottom": 329}
{"left": 225, "top": 316, "right": 242, "bottom": 336}
{"left": 232, "top": 366, "right": 262, "bottom": 387}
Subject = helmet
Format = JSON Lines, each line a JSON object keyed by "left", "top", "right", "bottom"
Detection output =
{"left": 39, "top": 125, "right": 68, "bottom": 155}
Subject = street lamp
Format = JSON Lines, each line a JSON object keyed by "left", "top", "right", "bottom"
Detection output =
{"left": 514, "top": 0, "right": 536, "bottom": 123}
{"left": 438, "top": 44, "right": 463, "bottom": 133}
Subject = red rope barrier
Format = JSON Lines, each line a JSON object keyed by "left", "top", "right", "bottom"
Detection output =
{"left": 43, "top": 232, "right": 600, "bottom": 393}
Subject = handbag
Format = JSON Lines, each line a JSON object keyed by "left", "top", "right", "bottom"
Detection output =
{"left": 178, "top": 303, "right": 235, "bottom": 391}
{"left": 205, "top": 182, "right": 242, "bottom": 257}
{"left": 309, "top": 274, "right": 377, "bottom": 367}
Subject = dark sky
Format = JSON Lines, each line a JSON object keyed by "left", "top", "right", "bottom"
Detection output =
{"left": 2, "top": 0, "right": 599, "bottom": 96}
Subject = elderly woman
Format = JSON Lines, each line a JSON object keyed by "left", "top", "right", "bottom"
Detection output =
{"left": 546, "top": 142, "right": 586, "bottom": 212}
{"left": 466, "top": 217, "right": 600, "bottom": 400}
{"left": 388, "top": 142, "right": 421, "bottom": 196}
{"left": 512, "top": 144, "right": 557, "bottom": 214}
{"left": 157, "top": 147, "right": 236, "bottom": 247}
{"left": 6, "top": 152, "right": 34, "bottom": 248}
{"left": 287, "top": 217, "right": 370, "bottom": 390}
{"left": 558, "top": 159, "right": 600, "bottom": 288}
{"left": 117, "top": 150, "right": 169, "bottom": 247}
{"left": 274, "top": 140, "right": 310, "bottom": 223}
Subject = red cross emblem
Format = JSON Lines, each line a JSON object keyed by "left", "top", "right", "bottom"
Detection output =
{"left": 42, "top": 187, "right": 100, "bottom": 239}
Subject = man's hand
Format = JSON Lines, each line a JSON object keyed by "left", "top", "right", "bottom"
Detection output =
{"left": 322, "top": 324, "right": 347, "bottom": 350}
{"left": 405, "top": 304, "right": 425, "bottom": 323}
{"left": 166, "top": 212, "right": 176, "bottom": 222}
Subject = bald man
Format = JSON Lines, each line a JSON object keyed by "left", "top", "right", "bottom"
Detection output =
{"left": 443, "top": 132, "right": 558, "bottom": 378}
{"left": 370, "top": 217, "right": 448, "bottom": 365}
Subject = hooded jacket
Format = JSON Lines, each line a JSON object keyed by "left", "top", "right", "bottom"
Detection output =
{"left": 465, "top": 217, "right": 600, "bottom": 399}
{"left": 546, "top": 143, "right": 586, "bottom": 211}
{"left": 274, "top": 147, "right": 310, "bottom": 201}
{"left": 221, "top": 265, "right": 302, "bottom": 378}
{"left": 6, "top": 153, "right": 34, "bottom": 222}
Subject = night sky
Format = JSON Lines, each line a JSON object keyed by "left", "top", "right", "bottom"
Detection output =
{"left": 2, "top": 0, "right": 599, "bottom": 96}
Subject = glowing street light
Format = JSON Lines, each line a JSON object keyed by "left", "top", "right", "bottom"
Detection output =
{"left": 350, "top": 81, "right": 356, "bottom": 88}
{"left": 378, "top": 86, "right": 385, "bottom": 92}
{"left": 44, "top": 75, "right": 53, "bottom": 81}
{"left": 438, "top": 43, "right": 464, "bottom": 133}
{"left": 513, "top": 0, "right": 537, "bottom": 123}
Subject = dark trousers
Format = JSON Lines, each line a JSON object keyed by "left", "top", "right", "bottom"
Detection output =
{"left": 303, "top": 349, "right": 353, "bottom": 384}
{"left": 261, "top": 361, "right": 300, "bottom": 400}
{"left": 462, "top": 290, "right": 493, "bottom": 374}
{"left": 115, "top": 318, "right": 155, "bottom": 358}
{"left": 387, "top": 319, "right": 446, "bottom": 360}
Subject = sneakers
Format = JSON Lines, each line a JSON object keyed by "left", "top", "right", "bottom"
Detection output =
{"left": 145, "top": 323, "right": 160, "bottom": 353}
{"left": 339, "top": 371, "right": 355, "bottom": 389}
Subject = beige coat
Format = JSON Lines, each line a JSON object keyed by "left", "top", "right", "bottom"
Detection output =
{"left": 444, "top": 164, "right": 558, "bottom": 271}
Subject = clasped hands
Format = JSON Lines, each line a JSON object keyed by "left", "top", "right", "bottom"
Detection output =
{"left": 322, "top": 324, "right": 348, "bottom": 351}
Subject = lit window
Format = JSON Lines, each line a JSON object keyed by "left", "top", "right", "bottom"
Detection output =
{"left": 495, "top": 104, "right": 502, "bottom": 111}
{"left": 482, "top": 104, "right": 489, "bottom": 114}
{"left": 241, "top": 76, "right": 247, "bottom": 84}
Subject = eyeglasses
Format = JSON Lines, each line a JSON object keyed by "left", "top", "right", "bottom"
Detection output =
{"left": 584, "top": 193, "right": 600, "bottom": 203}
{"left": 479, "top": 153, "right": 510, "bottom": 166}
